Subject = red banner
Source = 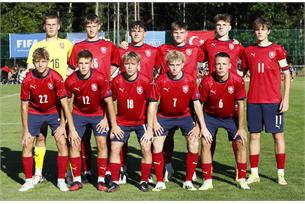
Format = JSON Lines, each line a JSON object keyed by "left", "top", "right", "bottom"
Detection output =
{"left": 186, "top": 31, "right": 215, "bottom": 46}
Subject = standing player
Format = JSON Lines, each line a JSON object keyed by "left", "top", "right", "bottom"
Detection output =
{"left": 201, "top": 13, "right": 245, "bottom": 180}
{"left": 22, "top": 13, "right": 73, "bottom": 185}
{"left": 117, "top": 20, "right": 159, "bottom": 183}
{"left": 107, "top": 52, "right": 152, "bottom": 192}
{"left": 199, "top": 52, "right": 249, "bottom": 191}
{"left": 68, "top": 14, "right": 120, "bottom": 183}
{"left": 156, "top": 21, "right": 205, "bottom": 182}
{"left": 146, "top": 51, "right": 209, "bottom": 191}
{"left": 241, "top": 18, "right": 290, "bottom": 185}
{"left": 19, "top": 48, "right": 78, "bottom": 192}
{"left": 65, "top": 50, "right": 123, "bottom": 191}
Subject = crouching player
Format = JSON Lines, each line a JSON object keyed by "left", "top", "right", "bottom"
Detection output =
{"left": 106, "top": 52, "right": 152, "bottom": 192}
{"left": 20, "top": 48, "right": 79, "bottom": 192}
{"left": 65, "top": 50, "right": 123, "bottom": 191}
{"left": 145, "top": 50, "right": 210, "bottom": 191}
{"left": 198, "top": 52, "right": 249, "bottom": 191}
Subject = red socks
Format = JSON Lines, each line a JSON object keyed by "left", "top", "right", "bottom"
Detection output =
{"left": 276, "top": 153, "right": 286, "bottom": 169}
{"left": 249, "top": 154, "right": 260, "bottom": 168}
{"left": 185, "top": 152, "right": 198, "bottom": 181}
{"left": 57, "top": 156, "right": 68, "bottom": 179}
{"left": 22, "top": 156, "right": 33, "bottom": 179}
{"left": 152, "top": 152, "right": 164, "bottom": 182}
{"left": 237, "top": 163, "right": 247, "bottom": 179}
{"left": 97, "top": 158, "right": 108, "bottom": 178}
{"left": 109, "top": 163, "right": 121, "bottom": 183}
{"left": 201, "top": 163, "right": 212, "bottom": 180}
{"left": 70, "top": 157, "right": 81, "bottom": 177}
{"left": 140, "top": 163, "right": 152, "bottom": 182}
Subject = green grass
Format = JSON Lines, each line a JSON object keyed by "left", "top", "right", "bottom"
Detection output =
{"left": 0, "top": 78, "right": 304, "bottom": 200}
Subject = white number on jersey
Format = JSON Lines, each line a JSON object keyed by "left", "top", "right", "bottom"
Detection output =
{"left": 173, "top": 98, "right": 177, "bottom": 108}
{"left": 82, "top": 96, "right": 90, "bottom": 104}
{"left": 39, "top": 95, "right": 48, "bottom": 103}
{"left": 218, "top": 99, "right": 223, "bottom": 109}
{"left": 127, "top": 99, "right": 134, "bottom": 109}
{"left": 258, "top": 62, "right": 265, "bottom": 73}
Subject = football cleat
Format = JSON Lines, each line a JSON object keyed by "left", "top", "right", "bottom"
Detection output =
{"left": 278, "top": 174, "right": 288, "bottom": 185}
{"left": 97, "top": 182, "right": 108, "bottom": 191}
{"left": 182, "top": 181, "right": 197, "bottom": 191}
{"left": 105, "top": 174, "right": 113, "bottom": 187}
{"left": 198, "top": 181, "right": 213, "bottom": 191}
{"left": 106, "top": 183, "right": 120, "bottom": 192}
{"left": 57, "top": 180, "right": 69, "bottom": 192}
{"left": 246, "top": 174, "right": 260, "bottom": 184}
{"left": 19, "top": 181, "right": 34, "bottom": 192}
{"left": 32, "top": 175, "right": 45, "bottom": 185}
{"left": 69, "top": 181, "right": 83, "bottom": 191}
{"left": 119, "top": 170, "right": 127, "bottom": 184}
{"left": 152, "top": 182, "right": 166, "bottom": 192}
{"left": 164, "top": 163, "right": 174, "bottom": 182}
{"left": 237, "top": 180, "right": 250, "bottom": 190}
{"left": 192, "top": 172, "right": 197, "bottom": 181}
{"left": 139, "top": 182, "right": 149, "bottom": 192}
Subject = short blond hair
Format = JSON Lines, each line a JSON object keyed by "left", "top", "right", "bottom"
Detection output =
{"left": 122, "top": 51, "right": 141, "bottom": 63}
{"left": 32, "top": 48, "right": 49, "bottom": 62}
{"left": 165, "top": 50, "right": 185, "bottom": 64}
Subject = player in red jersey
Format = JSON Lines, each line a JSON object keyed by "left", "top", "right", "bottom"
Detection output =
{"left": 201, "top": 13, "right": 245, "bottom": 180}
{"left": 144, "top": 51, "right": 209, "bottom": 191}
{"left": 68, "top": 14, "right": 121, "bottom": 184}
{"left": 106, "top": 52, "right": 153, "bottom": 192}
{"left": 241, "top": 18, "right": 290, "bottom": 186}
{"left": 19, "top": 48, "right": 79, "bottom": 192}
{"left": 155, "top": 21, "right": 205, "bottom": 182}
{"left": 65, "top": 50, "right": 123, "bottom": 191}
{"left": 198, "top": 52, "right": 249, "bottom": 191}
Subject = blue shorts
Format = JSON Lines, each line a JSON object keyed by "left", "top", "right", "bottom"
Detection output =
{"left": 247, "top": 103, "right": 284, "bottom": 133}
{"left": 28, "top": 113, "right": 61, "bottom": 137}
{"left": 203, "top": 112, "right": 239, "bottom": 141}
{"left": 157, "top": 116, "right": 195, "bottom": 137}
{"left": 72, "top": 113, "right": 108, "bottom": 138}
{"left": 111, "top": 125, "right": 146, "bottom": 143}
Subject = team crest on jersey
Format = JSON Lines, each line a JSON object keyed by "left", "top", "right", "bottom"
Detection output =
{"left": 229, "top": 43, "right": 235, "bottom": 50}
{"left": 228, "top": 86, "right": 234, "bottom": 94}
{"left": 145, "top": 50, "right": 151, "bottom": 57}
{"left": 182, "top": 85, "right": 189, "bottom": 93}
{"left": 59, "top": 43, "right": 65, "bottom": 49}
{"left": 269, "top": 51, "right": 275, "bottom": 59}
{"left": 48, "top": 83, "right": 53, "bottom": 90}
{"left": 91, "top": 83, "right": 98, "bottom": 92}
{"left": 137, "top": 86, "right": 143, "bottom": 95}
{"left": 101, "top": 47, "right": 107, "bottom": 54}
{"left": 186, "top": 49, "right": 192, "bottom": 56}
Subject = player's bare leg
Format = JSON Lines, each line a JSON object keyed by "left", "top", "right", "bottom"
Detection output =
{"left": 183, "top": 135, "right": 199, "bottom": 191}
{"left": 139, "top": 141, "right": 152, "bottom": 192}
{"left": 199, "top": 139, "right": 213, "bottom": 191}
{"left": 107, "top": 141, "right": 124, "bottom": 192}
{"left": 247, "top": 133, "right": 261, "bottom": 184}
{"left": 235, "top": 139, "right": 250, "bottom": 190}
{"left": 33, "top": 126, "right": 47, "bottom": 185}
{"left": 95, "top": 136, "right": 109, "bottom": 191}
{"left": 273, "top": 132, "right": 287, "bottom": 185}
{"left": 152, "top": 136, "right": 167, "bottom": 192}
{"left": 19, "top": 136, "right": 35, "bottom": 191}
{"left": 54, "top": 132, "right": 69, "bottom": 191}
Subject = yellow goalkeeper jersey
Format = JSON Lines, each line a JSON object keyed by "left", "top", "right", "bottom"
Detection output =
{"left": 27, "top": 38, "right": 73, "bottom": 79}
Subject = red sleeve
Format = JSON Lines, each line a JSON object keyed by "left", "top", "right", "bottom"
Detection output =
{"left": 201, "top": 42, "right": 208, "bottom": 63}
{"left": 199, "top": 78, "right": 209, "bottom": 103}
{"left": 235, "top": 78, "right": 246, "bottom": 100}
{"left": 145, "top": 81, "right": 153, "bottom": 100}
{"left": 68, "top": 45, "right": 78, "bottom": 69}
{"left": 191, "top": 79, "right": 200, "bottom": 101}
{"left": 149, "top": 80, "right": 160, "bottom": 101}
{"left": 241, "top": 50, "right": 248, "bottom": 71}
{"left": 55, "top": 75, "right": 67, "bottom": 99}
{"left": 276, "top": 46, "right": 288, "bottom": 71}
{"left": 64, "top": 78, "right": 73, "bottom": 98}
{"left": 238, "top": 44, "right": 245, "bottom": 59}
{"left": 100, "top": 77, "right": 112, "bottom": 99}
{"left": 20, "top": 77, "right": 30, "bottom": 101}
{"left": 154, "top": 46, "right": 162, "bottom": 70}
{"left": 197, "top": 47, "right": 205, "bottom": 63}
{"left": 110, "top": 79, "right": 117, "bottom": 101}
{"left": 110, "top": 43, "right": 120, "bottom": 67}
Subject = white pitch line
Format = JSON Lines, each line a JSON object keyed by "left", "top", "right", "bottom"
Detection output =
{"left": 0, "top": 93, "right": 19, "bottom": 99}
{"left": 0, "top": 122, "right": 21, "bottom": 125}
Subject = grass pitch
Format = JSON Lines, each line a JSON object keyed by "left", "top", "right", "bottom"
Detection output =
{"left": 0, "top": 78, "right": 304, "bottom": 200}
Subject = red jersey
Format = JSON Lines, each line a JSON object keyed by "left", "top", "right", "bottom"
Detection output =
{"left": 111, "top": 73, "right": 152, "bottom": 126}
{"left": 241, "top": 43, "right": 288, "bottom": 103}
{"left": 150, "top": 72, "right": 200, "bottom": 118}
{"left": 65, "top": 69, "right": 112, "bottom": 116}
{"left": 202, "top": 38, "right": 244, "bottom": 74}
{"left": 69, "top": 39, "right": 120, "bottom": 80}
{"left": 156, "top": 43, "right": 204, "bottom": 79}
{"left": 118, "top": 43, "right": 158, "bottom": 80}
{"left": 20, "top": 69, "right": 67, "bottom": 115}
{"left": 199, "top": 72, "right": 246, "bottom": 118}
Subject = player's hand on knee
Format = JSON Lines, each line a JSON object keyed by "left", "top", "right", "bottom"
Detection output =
{"left": 202, "top": 128, "right": 213, "bottom": 144}
{"left": 96, "top": 118, "right": 109, "bottom": 134}
{"left": 119, "top": 41, "right": 129, "bottom": 50}
{"left": 235, "top": 128, "right": 247, "bottom": 145}
{"left": 188, "top": 124, "right": 200, "bottom": 139}
{"left": 69, "top": 129, "right": 80, "bottom": 147}
{"left": 111, "top": 125, "right": 124, "bottom": 140}
{"left": 153, "top": 121, "right": 164, "bottom": 136}
{"left": 54, "top": 124, "right": 67, "bottom": 139}
{"left": 140, "top": 130, "right": 153, "bottom": 145}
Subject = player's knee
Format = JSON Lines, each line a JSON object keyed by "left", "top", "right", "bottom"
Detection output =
{"left": 141, "top": 144, "right": 152, "bottom": 155}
